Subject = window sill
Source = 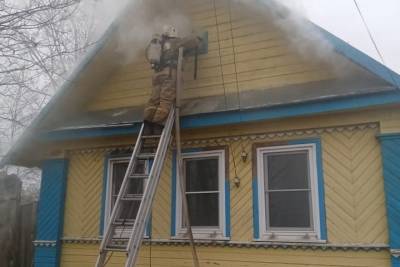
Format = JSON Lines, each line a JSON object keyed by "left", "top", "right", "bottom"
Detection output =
{"left": 254, "top": 238, "right": 327, "bottom": 244}
{"left": 172, "top": 235, "right": 230, "bottom": 241}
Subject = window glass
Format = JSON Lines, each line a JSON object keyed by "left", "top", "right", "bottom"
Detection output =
{"left": 265, "top": 152, "right": 309, "bottom": 190}
{"left": 110, "top": 160, "right": 146, "bottom": 222}
{"left": 183, "top": 157, "right": 219, "bottom": 227}
{"left": 185, "top": 158, "right": 219, "bottom": 192}
{"left": 268, "top": 191, "right": 311, "bottom": 228}
{"left": 263, "top": 151, "right": 313, "bottom": 230}
{"left": 187, "top": 193, "right": 219, "bottom": 226}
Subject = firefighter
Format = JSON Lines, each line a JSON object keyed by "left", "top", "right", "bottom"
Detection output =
{"left": 143, "top": 25, "right": 201, "bottom": 135}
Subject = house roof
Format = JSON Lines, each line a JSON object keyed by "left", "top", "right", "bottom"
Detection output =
{"left": 2, "top": 0, "right": 400, "bottom": 168}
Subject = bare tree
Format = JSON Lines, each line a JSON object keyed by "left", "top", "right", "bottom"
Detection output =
{"left": 0, "top": 0, "right": 98, "bottom": 198}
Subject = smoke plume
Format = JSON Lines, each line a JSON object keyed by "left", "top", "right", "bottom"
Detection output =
{"left": 84, "top": 0, "right": 194, "bottom": 64}
{"left": 86, "top": 0, "right": 356, "bottom": 75}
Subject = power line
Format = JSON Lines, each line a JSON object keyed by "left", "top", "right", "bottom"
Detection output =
{"left": 353, "top": 0, "right": 399, "bottom": 89}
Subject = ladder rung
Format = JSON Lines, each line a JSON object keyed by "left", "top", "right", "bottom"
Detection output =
{"left": 96, "top": 109, "right": 175, "bottom": 267}
{"left": 112, "top": 221, "right": 135, "bottom": 226}
{"left": 142, "top": 144, "right": 157, "bottom": 149}
{"left": 137, "top": 153, "right": 156, "bottom": 159}
{"left": 128, "top": 174, "right": 149, "bottom": 179}
{"left": 104, "top": 245, "right": 128, "bottom": 252}
{"left": 141, "top": 135, "right": 161, "bottom": 139}
{"left": 111, "top": 237, "right": 129, "bottom": 241}
{"left": 121, "top": 195, "right": 142, "bottom": 201}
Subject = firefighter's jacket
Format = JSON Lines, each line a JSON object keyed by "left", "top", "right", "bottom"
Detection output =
{"left": 144, "top": 35, "right": 201, "bottom": 125}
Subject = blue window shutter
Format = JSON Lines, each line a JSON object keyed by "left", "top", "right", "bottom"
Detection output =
{"left": 252, "top": 177, "right": 260, "bottom": 239}
{"left": 170, "top": 151, "right": 177, "bottom": 237}
{"left": 225, "top": 179, "right": 231, "bottom": 238}
{"left": 99, "top": 156, "right": 110, "bottom": 235}
{"left": 379, "top": 134, "right": 400, "bottom": 266}
{"left": 34, "top": 159, "right": 69, "bottom": 267}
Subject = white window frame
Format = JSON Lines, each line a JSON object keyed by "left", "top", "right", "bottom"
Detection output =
{"left": 104, "top": 157, "right": 149, "bottom": 238}
{"left": 256, "top": 144, "right": 322, "bottom": 242}
{"left": 175, "top": 150, "right": 227, "bottom": 240}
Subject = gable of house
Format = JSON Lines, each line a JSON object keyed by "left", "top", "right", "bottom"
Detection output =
{"left": 3, "top": 0, "right": 400, "bottom": 168}
{"left": 20, "top": 1, "right": 400, "bottom": 267}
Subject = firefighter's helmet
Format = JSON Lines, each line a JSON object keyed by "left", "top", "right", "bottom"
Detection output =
{"left": 163, "top": 25, "right": 178, "bottom": 38}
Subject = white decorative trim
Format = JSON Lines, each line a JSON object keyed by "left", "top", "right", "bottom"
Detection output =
{"left": 67, "top": 123, "right": 379, "bottom": 154}
{"left": 33, "top": 240, "right": 57, "bottom": 247}
{"left": 391, "top": 249, "right": 400, "bottom": 257}
{"left": 180, "top": 123, "right": 378, "bottom": 146}
{"left": 256, "top": 143, "right": 321, "bottom": 242}
{"left": 174, "top": 150, "right": 226, "bottom": 239}
{"left": 62, "top": 237, "right": 101, "bottom": 244}
{"left": 61, "top": 237, "right": 388, "bottom": 251}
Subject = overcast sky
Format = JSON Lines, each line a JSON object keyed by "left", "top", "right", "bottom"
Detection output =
{"left": 281, "top": 0, "right": 400, "bottom": 74}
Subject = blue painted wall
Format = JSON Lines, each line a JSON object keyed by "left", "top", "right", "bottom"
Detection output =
{"left": 34, "top": 159, "right": 69, "bottom": 267}
{"left": 379, "top": 134, "right": 400, "bottom": 267}
{"left": 392, "top": 257, "right": 400, "bottom": 267}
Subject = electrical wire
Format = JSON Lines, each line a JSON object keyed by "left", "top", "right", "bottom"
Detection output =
{"left": 149, "top": 229, "right": 152, "bottom": 267}
{"left": 353, "top": 0, "right": 399, "bottom": 89}
{"left": 213, "top": 0, "right": 228, "bottom": 110}
{"left": 228, "top": 0, "right": 242, "bottom": 110}
{"left": 230, "top": 142, "right": 239, "bottom": 179}
{"left": 103, "top": 251, "right": 113, "bottom": 266}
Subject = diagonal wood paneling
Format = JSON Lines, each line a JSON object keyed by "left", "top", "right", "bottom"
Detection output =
{"left": 152, "top": 149, "right": 173, "bottom": 239}
{"left": 63, "top": 151, "right": 104, "bottom": 238}
{"left": 229, "top": 140, "right": 253, "bottom": 241}
{"left": 322, "top": 128, "right": 388, "bottom": 244}
{"left": 61, "top": 125, "right": 389, "bottom": 247}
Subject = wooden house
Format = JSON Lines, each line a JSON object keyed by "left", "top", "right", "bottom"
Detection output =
{"left": 2, "top": 0, "right": 400, "bottom": 266}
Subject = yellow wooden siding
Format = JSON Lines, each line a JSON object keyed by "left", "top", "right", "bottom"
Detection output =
{"left": 380, "top": 106, "right": 400, "bottom": 134}
{"left": 63, "top": 151, "right": 104, "bottom": 237}
{"left": 60, "top": 243, "right": 390, "bottom": 267}
{"left": 322, "top": 129, "right": 388, "bottom": 244}
{"left": 87, "top": 0, "right": 336, "bottom": 111}
{"left": 229, "top": 140, "right": 253, "bottom": 241}
{"left": 151, "top": 149, "right": 172, "bottom": 239}
{"left": 62, "top": 126, "right": 388, "bottom": 245}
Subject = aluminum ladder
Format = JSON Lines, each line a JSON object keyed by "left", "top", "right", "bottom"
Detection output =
{"left": 95, "top": 108, "right": 175, "bottom": 267}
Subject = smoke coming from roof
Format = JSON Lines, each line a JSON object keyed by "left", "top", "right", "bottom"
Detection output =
{"left": 86, "top": 0, "right": 356, "bottom": 74}
{"left": 85, "top": 0, "right": 195, "bottom": 64}
{"left": 234, "top": 0, "right": 356, "bottom": 76}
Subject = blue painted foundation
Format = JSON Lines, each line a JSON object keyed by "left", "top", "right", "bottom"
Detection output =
{"left": 379, "top": 134, "right": 400, "bottom": 267}
{"left": 34, "top": 159, "right": 69, "bottom": 267}
{"left": 392, "top": 257, "right": 400, "bottom": 267}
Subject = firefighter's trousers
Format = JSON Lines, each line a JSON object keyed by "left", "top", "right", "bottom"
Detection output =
{"left": 144, "top": 67, "right": 177, "bottom": 125}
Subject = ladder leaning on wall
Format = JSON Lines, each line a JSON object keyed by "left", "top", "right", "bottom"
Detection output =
{"left": 95, "top": 48, "right": 200, "bottom": 267}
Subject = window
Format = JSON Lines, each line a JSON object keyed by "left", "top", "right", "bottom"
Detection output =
{"left": 105, "top": 158, "right": 148, "bottom": 237}
{"left": 256, "top": 144, "right": 322, "bottom": 242}
{"left": 175, "top": 150, "right": 227, "bottom": 239}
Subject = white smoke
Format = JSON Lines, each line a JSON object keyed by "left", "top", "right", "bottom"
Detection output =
{"left": 116, "top": 0, "right": 194, "bottom": 64}
{"left": 81, "top": 0, "right": 194, "bottom": 64}
{"left": 84, "top": 0, "right": 355, "bottom": 75}
{"left": 234, "top": 0, "right": 356, "bottom": 76}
